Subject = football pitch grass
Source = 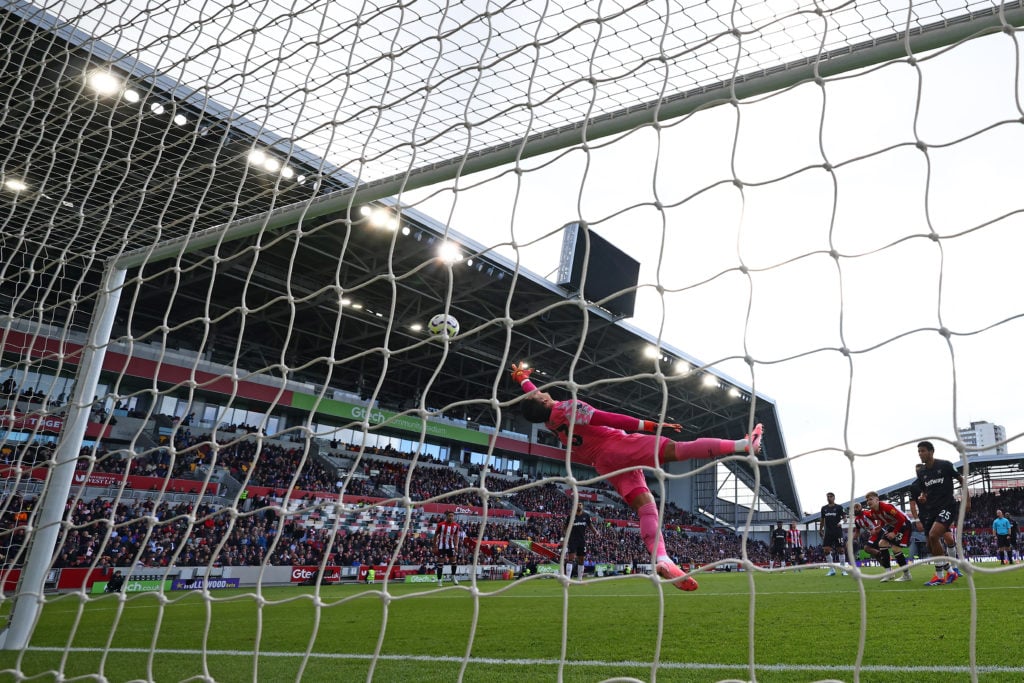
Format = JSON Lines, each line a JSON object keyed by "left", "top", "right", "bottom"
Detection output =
{"left": 2, "top": 563, "right": 1023, "bottom": 682}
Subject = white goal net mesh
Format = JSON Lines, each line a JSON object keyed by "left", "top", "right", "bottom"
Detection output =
{"left": 1, "top": 0, "right": 1023, "bottom": 680}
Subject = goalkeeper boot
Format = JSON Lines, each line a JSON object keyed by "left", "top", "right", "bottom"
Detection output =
{"left": 656, "top": 561, "right": 698, "bottom": 591}
{"left": 740, "top": 423, "right": 764, "bottom": 455}
{"left": 943, "top": 571, "right": 958, "bottom": 585}
{"left": 925, "top": 575, "right": 943, "bottom": 586}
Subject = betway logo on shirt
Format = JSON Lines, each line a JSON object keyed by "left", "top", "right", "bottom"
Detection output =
{"left": 923, "top": 477, "right": 946, "bottom": 487}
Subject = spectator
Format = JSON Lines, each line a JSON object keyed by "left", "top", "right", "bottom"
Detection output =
{"left": 104, "top": 570, "right": 124, "bottom": 593}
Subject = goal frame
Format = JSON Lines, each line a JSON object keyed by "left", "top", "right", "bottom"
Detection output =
{"left": 2, "top": 0, "right": 1023, "bottom": 652}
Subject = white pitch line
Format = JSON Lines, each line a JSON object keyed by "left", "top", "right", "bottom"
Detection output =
{"left": 21, "top": 647, "right": 1024, "bottom": 674}
{"left": 40, "top": 581, "right": 1024, "bottom": 613}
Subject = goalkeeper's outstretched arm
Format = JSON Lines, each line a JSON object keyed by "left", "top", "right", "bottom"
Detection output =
{"left": 510, "top": 362, "right": 680, "bottom": 432}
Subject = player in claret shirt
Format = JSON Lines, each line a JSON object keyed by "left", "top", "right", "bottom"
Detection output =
{"left": 769, "top": 521, "right": 788, "bottom": 570}
{"left": 819, "top": 492, "right": 848, "bottom": 576}
{"left": 865, "top": 491, "right": 914, "bottom": 582}
{"left": 511, "top": 362, "right": 763, "bottom": 592}
{"left": 564, "top": 501, "right": 593, "bottom": 580}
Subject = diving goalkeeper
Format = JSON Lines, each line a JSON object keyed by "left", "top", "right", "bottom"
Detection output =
{"left": 511, "top": 362, "right": 763, "bottom": 591}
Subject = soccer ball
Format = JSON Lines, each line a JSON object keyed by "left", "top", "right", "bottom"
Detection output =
{"left": 428, "top": 313, "right": 459, "bottom": 337}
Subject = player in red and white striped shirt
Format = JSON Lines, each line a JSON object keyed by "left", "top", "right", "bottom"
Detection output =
{"left": 433, "top": 511, "right": 463, "bottom": 586}
{"left": 853, "top": 503, "right": 878, "bottom": 535}
{"left": 786, "top": 523, "right": 804, "bottom": 570}
{"left": 865, "top": 491, "right": 914, "bottom": 582}
{"left": 786, "top": 523, "right": 802, "bottom": 549}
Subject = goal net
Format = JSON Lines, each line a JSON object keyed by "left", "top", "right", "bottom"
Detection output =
{"left": 1, "top": 0, "right": 1023, "bottom": 680}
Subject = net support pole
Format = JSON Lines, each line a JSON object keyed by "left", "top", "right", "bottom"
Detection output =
{"left": 0, "top": 264, "right": 127, "bottom": 651}
{"left": 114, "top": 3, "right": 1024, "bottom": 271}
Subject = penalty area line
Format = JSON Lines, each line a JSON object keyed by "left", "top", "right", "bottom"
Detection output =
{"left": 23, "top": 648, "right": 1024, "bottom": 674}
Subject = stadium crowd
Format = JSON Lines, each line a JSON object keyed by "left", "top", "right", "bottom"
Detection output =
{"left": 3, "top": 433, "right": 1023, "bottom": 574}
{"left": 0, "top": 487, "right": 767, "bottom": 571}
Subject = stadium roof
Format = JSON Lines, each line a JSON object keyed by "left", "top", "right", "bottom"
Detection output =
{"left": 1, "top": 1, "right": 801, "bottom": 517}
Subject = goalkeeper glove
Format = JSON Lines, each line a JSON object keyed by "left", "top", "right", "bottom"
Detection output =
{"left": 642, "top": 420, "right": 682, "bottom": 432}
{"left": 510, "top": 362, "right": 533, "bottom": 384}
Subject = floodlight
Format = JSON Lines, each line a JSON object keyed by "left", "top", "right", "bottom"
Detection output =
{"left": 438, "top": 241, "right": 462, "bottom": 263}
{"left": 87, "top": 70, "right": 120, "bottom": 96}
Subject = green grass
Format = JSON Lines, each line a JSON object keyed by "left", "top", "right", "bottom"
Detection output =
{"left": 2, "top": 564, "right": 1024, "bottom": 682}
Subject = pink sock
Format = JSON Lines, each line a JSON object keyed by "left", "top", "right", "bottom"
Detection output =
{"left": 637, "top": 502, "right": 667, "bottom": 559}
{"left": 671, "top": 438, "right": 736, "bottom": 460}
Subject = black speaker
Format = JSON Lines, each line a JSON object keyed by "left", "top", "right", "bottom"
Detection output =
{"left": 555, "top": 222, "right": 640, "bottom": 318}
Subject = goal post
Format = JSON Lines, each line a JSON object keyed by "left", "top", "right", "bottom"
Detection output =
{"left": 0, "top": 267, "right": 125, "bottom": 650}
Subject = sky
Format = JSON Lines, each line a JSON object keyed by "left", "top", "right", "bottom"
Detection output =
{"left": 41, "top": 0, "right": 1024, "bottom": 513}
